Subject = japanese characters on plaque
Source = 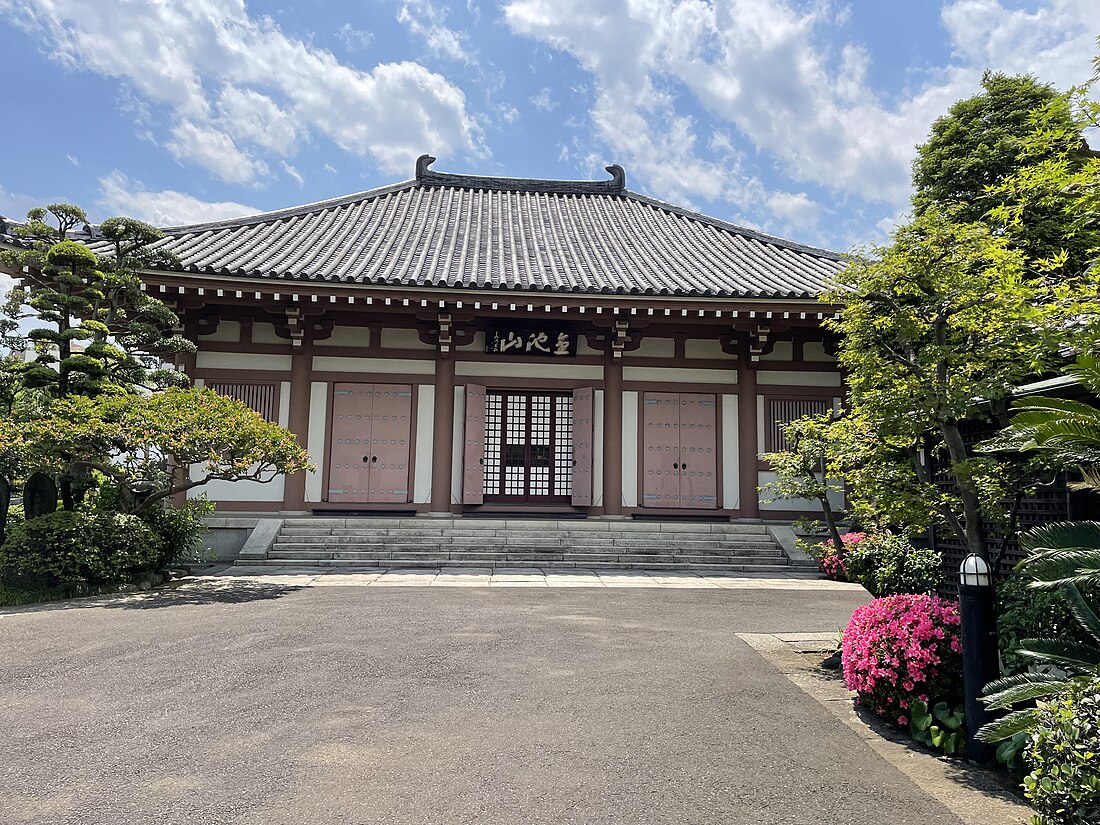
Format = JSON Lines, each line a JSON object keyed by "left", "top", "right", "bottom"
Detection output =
{"left": 487, "top": 327, "right": 576, "bottom": 357}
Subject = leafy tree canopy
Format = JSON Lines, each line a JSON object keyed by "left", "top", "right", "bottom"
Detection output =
{"left": 18, "top": 388, "right": 312, "bottom": 514}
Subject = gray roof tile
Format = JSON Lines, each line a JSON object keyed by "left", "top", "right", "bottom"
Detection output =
{"left": 17, "top": 158, "right": 846, "bottom": 299}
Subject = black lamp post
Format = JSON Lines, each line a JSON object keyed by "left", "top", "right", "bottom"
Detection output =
{"left": 958, "top": 553, "right": 999, "bottom": 764}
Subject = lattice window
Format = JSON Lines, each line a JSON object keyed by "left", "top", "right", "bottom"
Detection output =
{"left": 765, "top": 397, "right": 832, "bottom": 452}
{"left": 504, "top": 394, "right": 527, "bottom": 496}
{"left": 484, "top": 393, "right": 503, "bottom": 495}
{"left": 206, "top": 381, "right": 279, "bottom": 423}
{"left": 555, "top": 395, "right": 574, "bottom": 496}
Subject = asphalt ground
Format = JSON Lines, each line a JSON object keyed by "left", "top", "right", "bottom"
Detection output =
{"left": 0, "top": 581, "right": 971, "bottom": 824}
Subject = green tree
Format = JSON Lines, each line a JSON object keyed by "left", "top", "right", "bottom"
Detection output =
{"left": 20, "top": 389, "right": 312, "bottom": 514}
{"left": 1, "top": 204, "right": 194, "bottom": 400}
{"left": 827, "top": 209, "right": 1062, "bottom": 562}
{"left": 913, "top": 72, "right": 1079, "bottom": 220}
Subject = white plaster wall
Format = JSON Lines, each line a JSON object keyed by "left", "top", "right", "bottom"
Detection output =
{"left": 623, "top": 366, "right": 736, "bottom": 384}
{"left": 456, "top": 361, "right": 603, "bottom": 381}
{"left": 463, "top": 332, "right": 486, "bottom": 351}
{"left": 721, "top": 394, "right": 739, "bottom": 509}
{"left": 756, "top": 395, "right": 766, "bottom": 454}
{"left": 632, "top": 338, "right": 674, "bottom": 357}
{"left": 312, "top": 355, "right": 434, "bottom": 374}
{"left": 804, "top": 341, "right": 837, "bottom": 362}
{"left": 757, "top": 370, "right": 842, "bottom": 387}
{"left": 593, "top": 389, "right": 605, "bottom": 507}
{"left": 200, "top": 320, "right": 240, "bottom": 343}
{"left": 413, "top": 386, "right": 435, "bottom": 504}
{"left": 621, "top": 391, "right": 638, "bottom": 507}
{"left": 758, "top": 470, "right": 844, "bottom": 511}
{"left": 759, "top": 341, "right": 793, "bottom": 361}
{"left": 685, "top": 339, "right": 727, "bottom": 359}
{"left": 315, "top": 326, "right": 370, "bottom": 348}
{"left": 195, "top": 380, "right": 291, "bottom": 503}
{"left": 381, "top": 327, "right": 433, "bottom": 350}
{"left": 196, "top": 352, "right": 293, "bottom": 371}
{"left": 251, "top": 323, "right": 283, "bottom": 345}
{"left": 451, "top": 386, "right": 464, "bottom": 506}
{"left": 578, "top": 337, "right": 603, "bottom": 356}
{"left": 304, "top": 381, "right": 328, "bottom": 503}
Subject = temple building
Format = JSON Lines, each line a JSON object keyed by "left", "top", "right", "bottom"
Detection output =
{"left": 23, "top": 157, "right": 848, "bottom": 523}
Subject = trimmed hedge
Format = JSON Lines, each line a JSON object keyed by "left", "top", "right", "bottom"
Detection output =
{"left": 0, "top": 510, "right": 163, "bottom": 588}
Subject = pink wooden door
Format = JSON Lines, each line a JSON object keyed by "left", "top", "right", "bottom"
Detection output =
{"left": 367, "top": 384, "right": 413, "bottom": 503}
{"left": 571, "top": 387, "right": 594, "bottom": 505}
{"left": 677, "top": 394, "right": 718, "bottom": 509}
{"left": 328, "top": 383, "right": 373, "bottom": 502}
{"left": 642, "top": 392, "right": 682, "bottom": 507}
{"left": 462, "top": 383, "right": 487, "bottom": 505}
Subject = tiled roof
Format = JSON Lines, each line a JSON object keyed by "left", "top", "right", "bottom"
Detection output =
{"left": 19, "top": 157, "right": 847, "bottom": 299}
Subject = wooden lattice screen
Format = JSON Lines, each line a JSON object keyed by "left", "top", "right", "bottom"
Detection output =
{"left": 930, "top": 417, "right": 1072, "bottom": 597}
{"left": 205, "top": 382, "right": 279, "bottom": 423}
{"left": 765, "top": 397, "right": 832, "bottom": 452}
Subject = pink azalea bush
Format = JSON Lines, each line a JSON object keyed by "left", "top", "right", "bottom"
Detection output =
{"left": 841, "top": 594, "right": 963, "bottom": 727}
{"left": 814, "top": 531, "right": 867, "bottom": 581}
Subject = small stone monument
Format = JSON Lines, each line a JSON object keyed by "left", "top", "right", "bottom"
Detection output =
{"left": 24, "top": 472, "right": 58, "bottom": 519}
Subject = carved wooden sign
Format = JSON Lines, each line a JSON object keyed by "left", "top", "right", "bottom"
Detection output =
{"left": 486, "top": 327, "right": 575, "bottom": 357}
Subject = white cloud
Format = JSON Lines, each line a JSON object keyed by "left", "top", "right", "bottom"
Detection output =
{"left": 280, "top": 160, "right": 305, "bottom": 187}
{"left": 97, "top": 170, "right": 259, "bottom": 227}
{"left": 503, "top": 0, "right": 1099, "bottom": 235}
{"left": 216, "top": 86, "right": 302, "bottom": 156}
{"left": 323, "top": 162, "right": 338, "bottom": 174}
{"left": 398, "top": 0, "right": 474, "bottom": 63}
{"left": 531, "top": 88, "right": 557, "bottom": 111}
{"left": 498, "top": 103, "right": 521, "bottom": 124}
{"left": 66, "top": 154, "right": 79, "bottom": 167}
{"left": 336, "top": 22, "right": 373, "bottom": 52}
{"left": 167, "top": 121, "right": 270, "bottom": 185}
{"left": 3, "top": 0, "right": 484, "bottom": 181}
{"left": 767, "top": 191, "right": 823, "bottom": 230}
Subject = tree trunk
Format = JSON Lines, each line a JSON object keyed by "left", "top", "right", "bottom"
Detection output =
{"left": 941, "top": 419, "right": 989, "bottom": 562}
{"left": 0, "top": 477, "right": 9, "bottom": 545}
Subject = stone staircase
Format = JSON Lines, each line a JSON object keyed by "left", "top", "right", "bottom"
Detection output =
{"left": 238, "top": 517, "right": 817, "bottom": 574}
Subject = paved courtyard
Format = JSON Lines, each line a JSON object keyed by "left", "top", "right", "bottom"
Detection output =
{"left": 2, "top": 577, "right": 985, "bottom": 824}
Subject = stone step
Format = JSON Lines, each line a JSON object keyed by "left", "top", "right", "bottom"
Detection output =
{"left": 278, "top": 519, "right": 769, "bottom": 534}
{"left": 270, "top": 536, "right": 778, "bottom": 550}
{"left": 269, "top": 542, "right": 784, "bottom": 557}
{"left": 265, "top": 548, "right": 785, "bottom": 565}
{"left": 274, "top": 530, "right": 774, "bottom": 543}
{"left": 237, "top": 558, "right": 799, "bottom": 573}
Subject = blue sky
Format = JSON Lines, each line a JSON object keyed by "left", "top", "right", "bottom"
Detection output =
{"left": 0, "top": 0, "right": 1095, "bottom": 254}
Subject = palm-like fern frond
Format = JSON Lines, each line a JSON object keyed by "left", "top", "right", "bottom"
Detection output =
{"left": 976, "top": 708, "right": 1042, "bottom": 743}
{"left": 1063, "top": 584, "right": 1100, "bottom": 644}
{"left": 1017, "top": 550, "right": 1100, "bottom": 589}
{"left": 1066, "top": 353, "right": 1100, "bottom": 395}
{"left": 981, "top": 672, "right": 1075, "bottom": 709}
{"left": 1016, "top": 638, "right": 1100, "bottom": 672}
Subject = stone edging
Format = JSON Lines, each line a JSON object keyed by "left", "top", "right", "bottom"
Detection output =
{"left": 737, "top": 632, "right": 1033, "bottom": 825}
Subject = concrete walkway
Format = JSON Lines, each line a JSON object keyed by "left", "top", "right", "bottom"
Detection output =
{"left": 211, "top": 565, "right": 864, "bottom": 590}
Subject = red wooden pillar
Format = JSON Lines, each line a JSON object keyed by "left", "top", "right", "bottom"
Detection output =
{"left": 430, "top": 351, "right": 456, "bottom": 514}
{"left": 602, "top": 352, "right": 624, "bottom": 517}
{"left": 737, "top": 341, "right": 760, "bottom": 519}
{"left": 282, "top": 332, "right": 313, "bottom": 512}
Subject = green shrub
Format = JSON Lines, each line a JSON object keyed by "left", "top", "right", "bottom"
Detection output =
{"left": 997, "top": 575, "right": 1093, "bottom": 675}
{"left": 1023, "top": 677, "right": 1100, "bottom": 825}
{"left": 139, "top": 498, "right": 214, "bottom": 568}
{"left": 0, "top": 510, "right": 163, "bottom": 588}
{"left": 843, "top": 532, "right": 942, "bottom": 596}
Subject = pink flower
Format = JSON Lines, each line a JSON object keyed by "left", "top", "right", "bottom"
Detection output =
{"left": 840, "top": 595, "right": 963, "bottom": 727}
{"left": 898, "top": 715, "right": 908, "bottom": 726}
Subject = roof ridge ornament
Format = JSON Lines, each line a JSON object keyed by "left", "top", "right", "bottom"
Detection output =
{"left": 414, "top": 153, "right": 626, "bottom": 195}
